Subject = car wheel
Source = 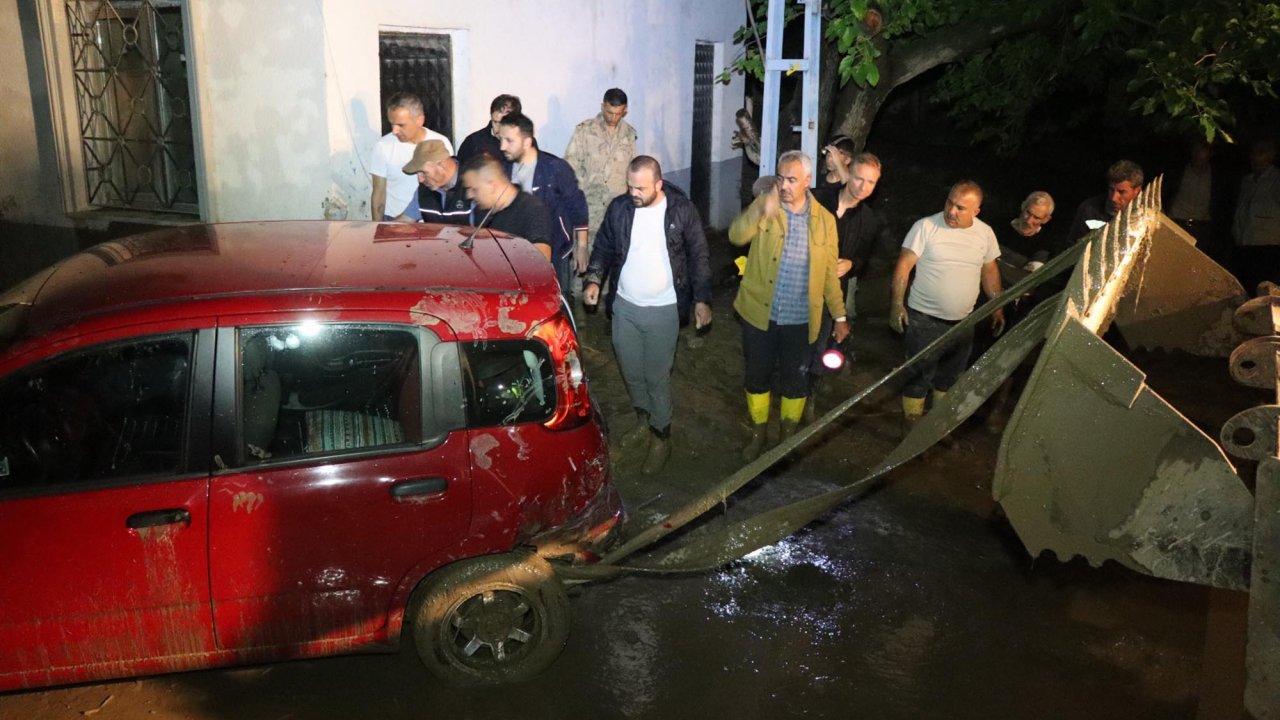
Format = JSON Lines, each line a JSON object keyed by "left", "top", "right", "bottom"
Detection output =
{"left": 410, "top": 553, "right": 569, "bottom": 686}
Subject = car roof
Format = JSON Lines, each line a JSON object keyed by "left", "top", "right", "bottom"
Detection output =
{"left": 2, "top": 221, "right": 555, "bottom": 350}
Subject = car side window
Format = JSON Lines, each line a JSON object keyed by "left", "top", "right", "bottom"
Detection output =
{"left": 237, "top": 324, "right": 425, "bottom": 465}
{"left": 461, "top": 340, "right": 556, "bottom": 427}
{"left": 0, "top": 334, "right": 193, "bottom": 491}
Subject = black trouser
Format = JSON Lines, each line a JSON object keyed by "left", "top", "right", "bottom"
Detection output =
{"left": 741, "top": 319, "right": 812, "bottom": 398}
{"left": 902, "top": 308, "right": 973, "bottom": 399}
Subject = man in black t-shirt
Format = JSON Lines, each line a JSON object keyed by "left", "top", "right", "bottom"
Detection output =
{"left": 460, "top": 155, "right": 553, "bottom": 260}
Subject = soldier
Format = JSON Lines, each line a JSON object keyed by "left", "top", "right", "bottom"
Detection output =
{"left": 565, "top": 88, "right": 638, "bottom": 274}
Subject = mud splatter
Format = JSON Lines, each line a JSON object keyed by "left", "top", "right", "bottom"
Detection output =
{"left": 471, "top": 434, "right": 500, "bottom": 470}
{"left": 231, "top": 492, "right": 264, "bottom": 514}
{"left": 506, "top": 426, "right": 531, "bottom": 461}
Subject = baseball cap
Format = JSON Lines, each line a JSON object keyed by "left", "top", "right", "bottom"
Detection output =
{"left": 402, "top": 140, "right": 450, "bottom": 174}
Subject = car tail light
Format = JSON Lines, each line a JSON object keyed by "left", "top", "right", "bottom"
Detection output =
{"left": 530, "top": 310, "right": 592, "bottom": 430}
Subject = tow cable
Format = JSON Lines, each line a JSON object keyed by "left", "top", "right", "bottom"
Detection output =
{"left": 554, "top": 238, "right": 1086, "bottom": 582}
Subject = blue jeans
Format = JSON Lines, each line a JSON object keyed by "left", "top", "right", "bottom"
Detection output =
{"left": 902, "top": 308, "right": 973, "bottom": 399}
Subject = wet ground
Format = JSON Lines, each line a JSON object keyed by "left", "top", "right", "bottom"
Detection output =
{"left": 0, "top": 248, "right": 1249, "bottom": 719}
{"left": 0, "top": 139, "right": 1256, "bottom": 718}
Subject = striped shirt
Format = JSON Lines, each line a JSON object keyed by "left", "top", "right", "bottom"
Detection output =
{"left": 770, "top": 200, "right": 810, "bottom": 325}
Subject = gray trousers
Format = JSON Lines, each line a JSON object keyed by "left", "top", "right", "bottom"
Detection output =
{"left": 611, "top": 296, "right": 679, "bottom": 431}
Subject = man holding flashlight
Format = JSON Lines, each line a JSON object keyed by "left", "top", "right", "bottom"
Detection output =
{"left": 730, "top": 151, "right": 848, "bottom": 461}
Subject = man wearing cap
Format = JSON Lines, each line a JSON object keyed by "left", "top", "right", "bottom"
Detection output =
{"left": 397, "top": 140, "right": 475, "bottom": 225}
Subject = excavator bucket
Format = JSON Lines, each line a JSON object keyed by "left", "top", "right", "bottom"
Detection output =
{"left": 993, "top": 178, "right": 1263, "bottom": 588}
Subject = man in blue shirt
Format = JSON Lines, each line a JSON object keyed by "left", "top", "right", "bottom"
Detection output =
{"left": 497, "top": 112, "right": 589, "bottom": 305}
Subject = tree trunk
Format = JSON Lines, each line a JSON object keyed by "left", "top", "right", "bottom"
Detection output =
{"left": 828, "top": 1, "right": 1073, "bottom": 150}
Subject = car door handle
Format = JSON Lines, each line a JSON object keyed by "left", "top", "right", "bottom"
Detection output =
{"left": 127, "top": 508, "right": 191, "bottom": 529}
{"left": 391, "top": 477, "right": 448, "bottom": 499}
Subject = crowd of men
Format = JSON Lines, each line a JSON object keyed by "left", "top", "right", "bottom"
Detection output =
{"left": 368, "top": 89, "right": 1279, "bottom": 471}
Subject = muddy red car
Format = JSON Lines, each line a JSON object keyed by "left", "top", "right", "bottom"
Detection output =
{"left": 0, "top": 221, "right": 622, "bottom": 690}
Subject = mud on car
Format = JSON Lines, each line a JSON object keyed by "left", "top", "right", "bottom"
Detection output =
{"left": 0, "top": 221, "right": 622, "bottom": 690}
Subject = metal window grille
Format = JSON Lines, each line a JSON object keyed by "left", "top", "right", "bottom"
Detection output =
{"left": 691, "top": 41, "right": 715, "bottom": 222}
{"left": 379, "top": 32, "right": 454, "bottom": 141}
{"left": 65, "top": 0, "right": 199, "bottom": 214}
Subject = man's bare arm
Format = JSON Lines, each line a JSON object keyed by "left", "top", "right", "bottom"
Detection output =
{"left": 889, "top": 249, "right": 918, "bottom": 333}
{"left": 981, "top": 259, "right": 1006, "bottom": 336}
{"left": 370, "top": 175, "right": 387, "bottom": 220}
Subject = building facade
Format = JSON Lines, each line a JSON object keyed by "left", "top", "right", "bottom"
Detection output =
{"left": 1, "top": 0, "right": 747, "bottom": 232}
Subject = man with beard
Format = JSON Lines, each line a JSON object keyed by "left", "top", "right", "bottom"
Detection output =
{"left": 583, "top": 156, "right": 712, "bottom": 474}
{"left": 498, "top": 112, "right": 589, "bottom": 304}
{"left": 730, "top": 150, "right": 848, "bottom": 461}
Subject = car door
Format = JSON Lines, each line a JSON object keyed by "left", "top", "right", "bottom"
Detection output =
{"left": 0, "top": 327, "right": 215, "bottom": 688}
{"left": 206, "top": 311, "right": 472, "bottom": 652}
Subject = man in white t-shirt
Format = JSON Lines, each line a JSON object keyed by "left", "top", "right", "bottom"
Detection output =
{"left": 583, "top": 156, "right": 712, "bottom": 474}
{"left": 890, "top": 180, "right": 1005, "bottom": 427}
{"left": 368, "top": 92, "right": 453, "bottom": 221}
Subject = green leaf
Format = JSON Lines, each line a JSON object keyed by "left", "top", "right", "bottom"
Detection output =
{"left": 866, "top": 62, "right": 880, "bottom": 87}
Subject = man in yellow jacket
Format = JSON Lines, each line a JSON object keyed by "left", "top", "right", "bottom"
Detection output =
{"left": 729, "top": 150, "right": 850, "bottom": 461}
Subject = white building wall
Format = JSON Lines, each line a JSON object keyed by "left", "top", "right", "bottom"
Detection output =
{"left": 0, "top": 0, "right": 67, "bottom": 228}
{"left": 3, "top": 0, "right": 747, "bottom": 228}
{"left": 315, "top": 0, "right": 746, "bottom": 227}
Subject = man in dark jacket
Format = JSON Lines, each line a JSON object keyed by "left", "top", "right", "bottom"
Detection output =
{"left": 1068, "top": 160, "right": 1144, "bottom": 242}
{"left": 498, "top": 112, "right": 589, "bottom": 304}
{"left": 583, "top": 156, "right": 712, "bottom": 474}
{"left": 456, "top": 94, "right": 520, "bottom": 169}
{"left": 398, "top": 140, "right": 475, "bottom": 225}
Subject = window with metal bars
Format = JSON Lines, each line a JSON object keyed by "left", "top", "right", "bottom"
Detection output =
{"left": 65, "top": 0, "right": 198, "bottom": 214}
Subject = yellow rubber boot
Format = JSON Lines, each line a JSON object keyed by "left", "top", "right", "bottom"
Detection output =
{"left": 743, "top": 391, "right": 771, "bottom": 461}
{"left": 779, "top": 396, "right": 806, "bottom": 442}
{"left": 902, "top": 396, "right": 926, "bottom": 433}
{"left": 746, "top": 391, "right": 771, "bottom": 425}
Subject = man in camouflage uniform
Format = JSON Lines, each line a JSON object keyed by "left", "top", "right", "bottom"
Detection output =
{"left": 565, "top": 88, "right": 637, "bottom": 276}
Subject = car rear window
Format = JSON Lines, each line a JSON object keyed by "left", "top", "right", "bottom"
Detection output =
{"left": 237, "top": 324, "right": 426, "bottom": 466}
{"left": 460, "top": 340, "right": 556, "bottom": 427}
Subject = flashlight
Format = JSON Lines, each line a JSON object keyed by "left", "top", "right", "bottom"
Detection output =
{"left": 821, "top": 346, "right": 845, "bottom": 371}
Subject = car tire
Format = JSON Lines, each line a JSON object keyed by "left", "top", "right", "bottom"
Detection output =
{"left": 410, "top": 553, "right": 570, "bottom": 686}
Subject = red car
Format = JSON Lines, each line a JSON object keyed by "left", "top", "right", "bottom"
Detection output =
{"left": 0, "top": 221, "right": 622, "bottom": 690}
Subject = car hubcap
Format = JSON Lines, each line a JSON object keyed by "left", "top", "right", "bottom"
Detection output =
{"left": 447, "top": 589, "right": 537, "bottom": 665}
